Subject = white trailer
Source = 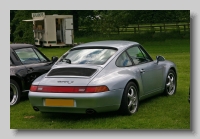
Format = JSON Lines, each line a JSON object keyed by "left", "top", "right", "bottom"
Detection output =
{"left": 23, "top": 12, "right": 74, "bottom": 47}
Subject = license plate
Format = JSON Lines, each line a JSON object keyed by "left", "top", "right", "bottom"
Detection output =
{"left": 45, "top": 99, "right": 74, "bottom": 107}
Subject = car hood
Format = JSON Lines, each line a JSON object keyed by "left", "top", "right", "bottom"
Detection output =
{"left": 32, "top": 64, "right": 104, "bottom": 86}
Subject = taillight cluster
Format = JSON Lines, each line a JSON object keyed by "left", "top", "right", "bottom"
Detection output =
{"left": 30, "top": 85, "right": 109, "bottom": 93}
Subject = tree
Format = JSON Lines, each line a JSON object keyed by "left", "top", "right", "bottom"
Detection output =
{"left": 10, "top": 10, "right": 190, "bottom": 43}
{"left": 11, "top": 10, "right": 35, "bottom": 44}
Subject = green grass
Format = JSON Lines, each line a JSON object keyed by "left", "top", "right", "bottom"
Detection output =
{"left": 10, "top": 38, "right": 190, "bottom": 129}
{"left": 38, "top": 47, "right": 70, "bottom": 60}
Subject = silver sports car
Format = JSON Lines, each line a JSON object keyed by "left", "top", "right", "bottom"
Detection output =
{"left": 28, "top": 40, "right": 177, "bottom": 115}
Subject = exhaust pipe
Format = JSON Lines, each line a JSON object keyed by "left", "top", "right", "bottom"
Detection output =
{"left": 33, "top": 106, "right": 39, "bottom": 111}
{"left": 86, "top": 109, "right": 96, "bottom": 114}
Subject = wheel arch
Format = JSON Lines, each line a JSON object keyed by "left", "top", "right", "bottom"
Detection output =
{"left": 163, "top": 66, "right": 177, "bottom": 96}
{"left": 126, "top": 79, "right": 140, "bottom": 97}
{"left": 10, "top": 76, "right": 23, "bottom": 92}
{"left": 169, "top": 67, "right": 177, "bottom": 78}
{"left": 165, "top": 67, "right": 177, "bottom": 84}
{"left": 119, "top": 78, "right": 140, "bottom": 115}
{"left": 164, "top": 65, "right": 177, "bottom": 84}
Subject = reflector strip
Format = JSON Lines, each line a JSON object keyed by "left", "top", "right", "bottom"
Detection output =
{"left": 30, "top": 85, "right": 109, "bottom": 93}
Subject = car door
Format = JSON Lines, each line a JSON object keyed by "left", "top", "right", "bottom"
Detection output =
{"left": 14, "top": 47, "right": 52, "bottom": 89}
{"left": 10, "top": 48, "right": 28, "bottom": 85}
{"left": 126, "top": 45, "right": 164, "bottom": 95}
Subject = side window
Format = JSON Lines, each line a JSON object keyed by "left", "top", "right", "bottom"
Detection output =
{"left": 116, "top": 52, "right": 132, "bottom": 67}
{"left": 127, "top": 46, "right": 150, "bottom": 65}
{"left": 33, "top": 48, "right": 48, "bottom": 62}
{"left": 15, "top": 48, "right": 40, "bottom": 64}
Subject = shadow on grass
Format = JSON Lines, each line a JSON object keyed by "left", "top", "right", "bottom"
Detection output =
{"left": 36, "top": 93, "right": 167, "bottom": 121}
{"left": 20, "top": 93, "right": 29, "bottom": 102}
{"left": 39, "top": 110, "right": 121, "bottom": 122}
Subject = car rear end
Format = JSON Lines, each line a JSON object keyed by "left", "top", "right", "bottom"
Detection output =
{"left": 28, "top": 46, "right": 124, "bottom": 114}
{"left": 28, "top": 65, "right": 123, "bottom": 114}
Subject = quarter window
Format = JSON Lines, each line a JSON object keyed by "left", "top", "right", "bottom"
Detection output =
{"left": 116, "top": 52, "right": 132, "bottom": 67}
{"left": 127, "top": 46, "right": 150, "bottom": 65}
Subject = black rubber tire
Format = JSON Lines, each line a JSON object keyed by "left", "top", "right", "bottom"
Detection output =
{"left": 10, "top": 79, "right": 21, "bottom": 106}
{"left": 164, "top": 69, "right": 177, "bottom": 96}
{"left": 119, "top": 82, "right": 139, "bottom": 115}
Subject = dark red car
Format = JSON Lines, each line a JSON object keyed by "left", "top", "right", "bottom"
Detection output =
{"left": 10, "top": 44, "right": 58, "bottom": 105}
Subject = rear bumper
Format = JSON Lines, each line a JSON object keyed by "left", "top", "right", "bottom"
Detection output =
{"left": 28, "top": 89, "right": 124, "bottom": 113}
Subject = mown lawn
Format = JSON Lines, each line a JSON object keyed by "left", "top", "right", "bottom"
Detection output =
{"left": 10, "top": 38, "right": 190, "bottom": 129}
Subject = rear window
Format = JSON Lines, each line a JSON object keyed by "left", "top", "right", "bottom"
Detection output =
{"left": 57, "top": 48, "right": 117, "bottom": 65}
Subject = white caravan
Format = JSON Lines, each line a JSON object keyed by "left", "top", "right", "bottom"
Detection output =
{"left": 23, "top": 12, "right": 74, "bottom": 47}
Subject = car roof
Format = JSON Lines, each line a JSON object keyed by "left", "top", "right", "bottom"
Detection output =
{"left": 10, "top": 44, "right": 36, "bottom": 50}
{"left": 73, "top": 40, "right": 139, "bottom": 49}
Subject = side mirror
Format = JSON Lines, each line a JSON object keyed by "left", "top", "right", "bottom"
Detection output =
{"left": 51, "top": 56, "right": 58, "bottom": 63}
{"left": 156, "top": 55, "right": 165, "bottom": 64}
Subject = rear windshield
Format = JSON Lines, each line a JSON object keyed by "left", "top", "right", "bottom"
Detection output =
{"left": 57, "top": 48, "right": 117, "bottom": 65}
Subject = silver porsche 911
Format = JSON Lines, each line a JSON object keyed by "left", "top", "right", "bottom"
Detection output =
{"left": 28, "top": 40, "right": 177, "bottom": 115}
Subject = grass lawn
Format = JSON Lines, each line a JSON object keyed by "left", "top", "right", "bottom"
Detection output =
{"left": 10, "top": 38, "right": 190, "bottom": 129}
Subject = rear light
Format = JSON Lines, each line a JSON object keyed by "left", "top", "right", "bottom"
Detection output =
{"left": 30, "top": 85, "right": 38, "bottom": 92}
{"left": 86, "top": 86, "right": 109, "bottom": 93}
{"left": 30, "top": 85, "right": 109, "bottom": 93}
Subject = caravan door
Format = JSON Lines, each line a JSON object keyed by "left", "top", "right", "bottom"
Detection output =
{"left": 62, "top": 18, "right": 73, "bottom": 44}
{"left": 45, "top": 16, "right": 57, "bottom": 44}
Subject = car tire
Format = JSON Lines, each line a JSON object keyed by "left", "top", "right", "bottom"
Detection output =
{"left": 10, "top": 79, "right": 21, "bottom": 106}
{"left": 164, "top": 69, "right": 177, "bottom": 96}
{"left": 119, "top": 82, "right": 139, "bottom": 115}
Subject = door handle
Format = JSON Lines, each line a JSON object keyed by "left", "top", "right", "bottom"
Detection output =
{"left": 140, "top": 69, "right": 145, "bottom": 73}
